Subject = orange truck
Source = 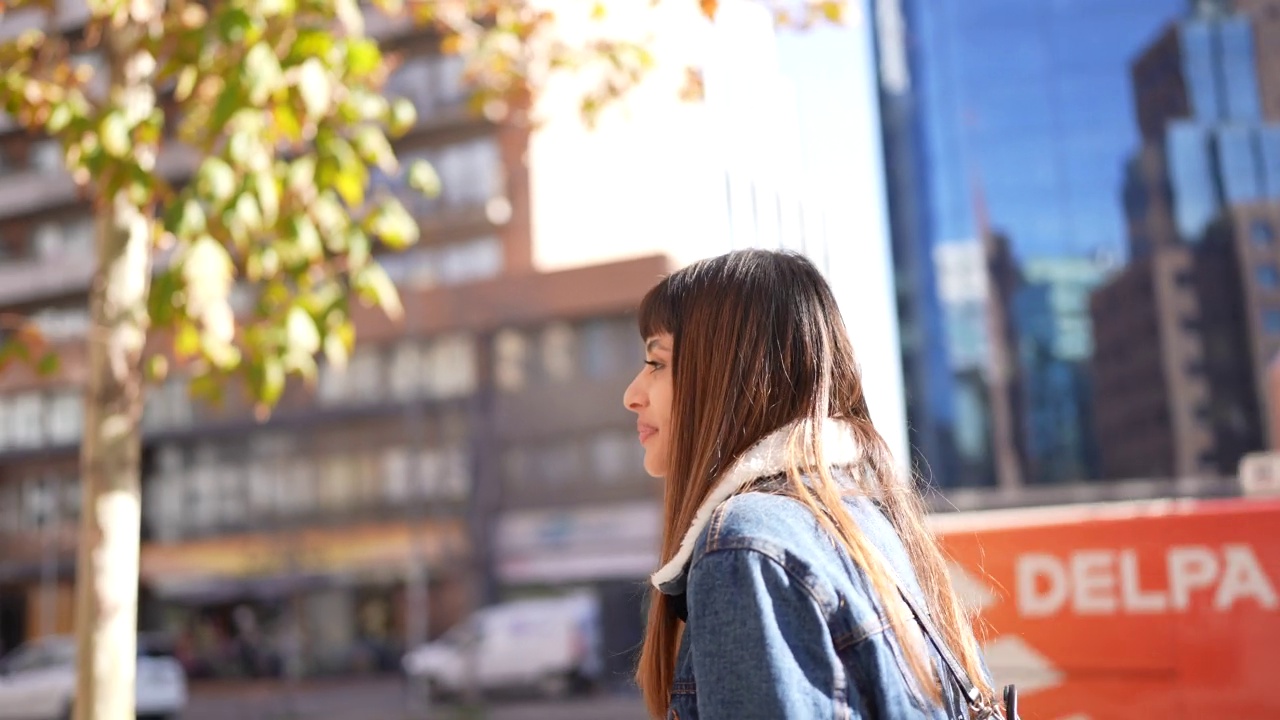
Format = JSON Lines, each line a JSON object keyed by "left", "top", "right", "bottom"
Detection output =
{"left": 932, "top": 496, "right": 1280, "bottom": 720}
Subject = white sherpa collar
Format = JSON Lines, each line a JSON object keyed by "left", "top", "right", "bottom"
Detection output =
{"left": 649, "top": 417, "right": 863, "bottom": 590}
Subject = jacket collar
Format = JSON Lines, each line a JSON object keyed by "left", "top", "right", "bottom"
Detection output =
{"left": 650, "top": 417, "right": 863, "bottom": 593}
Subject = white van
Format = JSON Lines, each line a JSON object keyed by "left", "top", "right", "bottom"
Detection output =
{"left": 402, "top": 591, "right": 603, "bottom": 699}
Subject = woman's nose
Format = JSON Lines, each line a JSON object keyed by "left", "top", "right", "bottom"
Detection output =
{"left": 623, "top": 374, "right": 646, "bottom": 412}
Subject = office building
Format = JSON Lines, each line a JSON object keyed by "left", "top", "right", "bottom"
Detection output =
{"left": 878, "top": 0, "right": 1188, "bottom": 486}
{"left": 1092, "top": 0, "right": 1280, "bottom": 479}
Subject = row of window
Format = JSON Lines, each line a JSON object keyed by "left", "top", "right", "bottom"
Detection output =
{"left": 501, "top": 428, "right": 645, "bottom": 490}
{"left": 374, "top": 137, "right": 502, "bottom": 216}
{"left": 144, "top": 440, "right": 470, "bottom": 542}
{"left": 0, "top": 378, "right": 204, "bottom": 453}
{"left": 0, "top": 215, "right": 94, "bottom": 264}
{"left": 493, "top": 316, "right": 638, "bottom": 393}
{"left": 384, "top": 52, "right": 470, "bottom": 121}
{"left": 0, "top": 471, "right": 80, "bottom": 535}
{"left": 379, "top": 235, "right": 503, "bottom": 290}
{"left": 0, "top": 314, "right": 641, "bottom": 454}
{"left": 317, "top": 334, "right": 479, "bottom": 406}
{"left": 0, "top": 426, "right": 650, "bottom": 541}
{"left": 12, "top": 235, "right": 501, "bottom": 348}
{"left": 0, "top": 390, "right": 83, "bottom": 452}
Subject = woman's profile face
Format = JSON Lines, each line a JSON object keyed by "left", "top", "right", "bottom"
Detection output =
{"left": 623, "top": 332, "right": 674, "bottom": 478}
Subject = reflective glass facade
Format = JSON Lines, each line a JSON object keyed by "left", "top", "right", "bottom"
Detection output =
{"left": 1162, "top": 11, "right": 1280, "bottom": 241}
{"left": 896, "top": 0, "right": 1184, "bottom": 485}
{"left": 914, "top": 0, "right": 1184, "bottom": 259}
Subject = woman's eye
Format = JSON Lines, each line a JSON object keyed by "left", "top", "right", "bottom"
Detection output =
{"left": 644, "top": 360, "right": 663, "bottom": 372}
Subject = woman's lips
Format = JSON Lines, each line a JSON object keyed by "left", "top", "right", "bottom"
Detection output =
{"left": 638, "top": 424, "right": 658, "bottom": 444}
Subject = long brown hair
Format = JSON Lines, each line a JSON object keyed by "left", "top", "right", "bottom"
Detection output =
{"left": 634, "top": 250, "right": 993, "bottom": 718}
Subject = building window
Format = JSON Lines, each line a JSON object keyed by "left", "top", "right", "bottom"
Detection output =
{"left": 1257, "top": 264, "right": 1280, "bottom": 290}
{"left": 380, "top": 236, "right": 503, "bottom": 290}
{"left": 31, "top": 307, "right": 90, "bottom": 341}
{"left": 21, "top": 476, "right": 59, "bottom": 531}
{"left": 347, "top": 349, "right": 384, "bottom": 403}
{"left": 317, "top": 360, "right": 354, "bottom": 405}
{"left": 9, "top": 393, "right": 44, "bottom": 448}
{"left": 426, "top": 445, "right": 469, "bottom": 500}
{"left": 280, "top": 458, "right": 316, "bottom": 517}
{"left": 146, "top": 450, "right": 185, "bottom": 543}
{"left": 388, "top": 342, "right": 424, "bottom": 398}
{"left": 33, "top": 216, "right": 94, "bottom": 260}
{"left": 579, "top": 317, "right": 635, "bottom": 380}
{"left": 381, "top": 447, "right": 413, "bottom": 504}
{"left": 424, "top": 333, "right": 476, "bottom": 399}
{"left": 60, "top": 472, "right": 81, "bottom": 521}
{"left": 494, "top": 329, "right": 530, "bottom": 392}
{"left": 1266, "top": 310, "right": 1280, "bottom": 335}
{"left": 46, "top": 390, "right": 82, "bottom": 444}
{"left": 245, "top": 458, "right": 276, "bottom": 522}
{"left": 1254, "top": 220, "right": 1277, "bottom": 246}
{"left": 319, "top": 452, "right": 360, "bottom": 513}
{"left": 540, "top": 323, "right": 577, "bottom": 382}
{"left": 143, "top": 378, "right": 192, "bottom": 432}
{"left": 29, "top": 140, "right": 64, "bottom": 173}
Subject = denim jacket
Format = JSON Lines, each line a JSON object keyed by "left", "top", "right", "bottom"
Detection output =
{"left": 650, "top": 419, "right": 981, "bottom": 720}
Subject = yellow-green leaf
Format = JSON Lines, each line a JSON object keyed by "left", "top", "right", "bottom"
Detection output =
{"left": 197, "top": 158, "right": 237, "bottom": 205}
{"left": 47, "top": 105, "right": 73, "bottom": 133}
{"left": 254, "top": 169, "right": 280, "bottom": 226}
{"left": 244, "top": 43, "right": 284, "bottom": 105}
{"left": 323, "top": 331, "right": 350, "bottom": 369}
{"left": 353, "top": 125, "right": 396, "bottom": 174}
{"left": 345, "top": 38, "right": 381, "bottom": 78}
{"left": 146, "top": 355, "right": 169, "bottom": 382}
{"left": 287, "top": 155, "right": 316, "bottom": 194}
{"left": 273, "top": 103, "right": 303, "bottom": 142}
{"left": 407, "top": 159, "right": 441, "bottom": 198}
{"left": 36, "top": 352, "right": 60, "bottom": 376}
{"left": 234, "top": 193, "right": 263, "bottom": 233}
{"left": 260, "top": 356, "right": 286, "bottom": 406}
{"left": 353, "top": 263, "right": 403, "bottom": 319}
{"left": 367, "top": 200, "right": 419, "bottom": 249}
{"left": 177, "top": 198, "right": 207, "bottom": 237}
{"left": 297, "top": 58, "right": 332, "bottom": 121}
{"left": 175, "top": 66, "right": 199, "bottom": 102}
{"left": 387, "top": 97, "right": 417, "bottom": 137}
{"left": 176, "top": 323, "right": 201, "bottom": 358}
{"left": 291, "top": 215, "right": 322, "bottom": 260}
{"left": 286, "top": 306, "right": 321, "bottom": 354}
{"left": 100, "top": 112, "right": 130, "bottom": 157}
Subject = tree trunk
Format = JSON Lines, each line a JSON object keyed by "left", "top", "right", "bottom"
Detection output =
{"left": 72, "top": 10, "right": 160, "bottom": 718}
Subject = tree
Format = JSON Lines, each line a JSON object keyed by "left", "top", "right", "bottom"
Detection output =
{"left": 0, "top": 0, "right": 847, "bottom": 717}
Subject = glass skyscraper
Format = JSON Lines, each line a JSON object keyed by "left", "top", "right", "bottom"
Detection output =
{"left": 1149, "top": 7, "right": 1280, "bottom": 243}
{"left": 878, "top": 0, "right": 1189, "bottom": 485}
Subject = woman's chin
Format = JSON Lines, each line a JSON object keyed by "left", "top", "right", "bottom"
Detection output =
{"left": 643, "top": 458, "right": 667, "bottom": 478}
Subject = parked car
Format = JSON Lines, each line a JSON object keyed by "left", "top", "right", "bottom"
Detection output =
{"left": 0, "top": 635, "right": 187, "bottom": 720}
{"left": 402, "top": 591, "right": 603, "bottom": 699}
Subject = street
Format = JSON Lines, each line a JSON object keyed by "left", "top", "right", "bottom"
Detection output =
{"left": 185, "top": 678, "right": 650, "bottom": 720}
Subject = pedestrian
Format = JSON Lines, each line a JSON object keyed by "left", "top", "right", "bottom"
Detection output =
{"left": 624, "top": 250, "right": 1012, "bottom": 719}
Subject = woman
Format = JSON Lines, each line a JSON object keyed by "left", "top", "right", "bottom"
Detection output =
{"left": 624, "top": 250, "right": 1005, "bottom": 719}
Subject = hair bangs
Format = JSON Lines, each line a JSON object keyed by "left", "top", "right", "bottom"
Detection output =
{"left": 637, "top": 275, "right": 679, "bottom": 340}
